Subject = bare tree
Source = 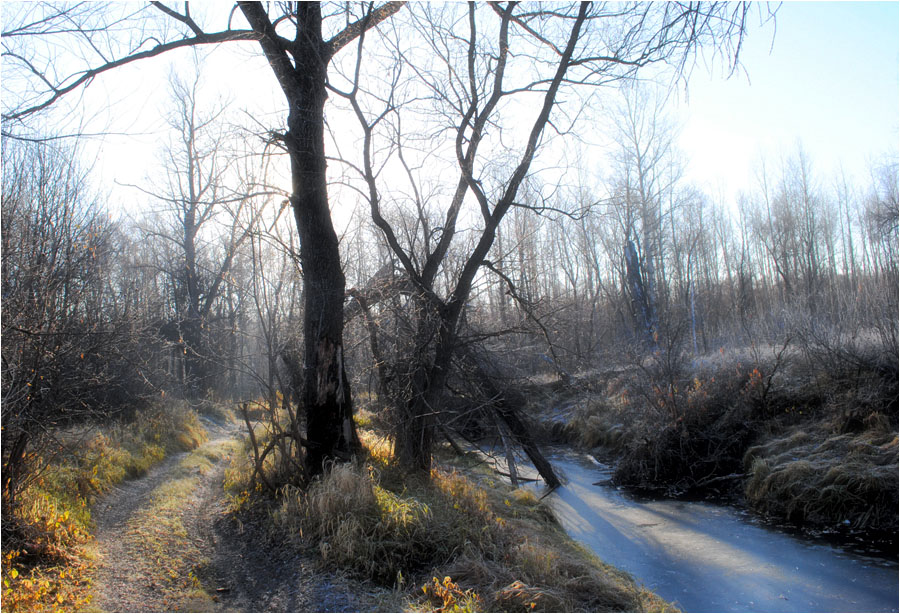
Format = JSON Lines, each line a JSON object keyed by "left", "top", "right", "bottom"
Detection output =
{"left": 607, "top": 84, "right": 685, "bottom": 348}
{"left": 2, "top": 1, "right": 404, "bottom": 476}
{"left": 862, "top": 158, "right": 899, "bottom": 355}
{"left": 135, "top": 65, "right": 270, "bottom": 397}
{"left": 865, "top": 159, "right": 899, "bottom": 278}
{"left": 336, "top": 2, "right": 754, "bottom": 472}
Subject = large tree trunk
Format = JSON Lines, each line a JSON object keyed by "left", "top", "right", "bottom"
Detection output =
{"left": 625, "top": 238, "right": 657, "bottom": 348}
{"left": 393, "top": 297, "right": 453, "bottom": 473}
{"left": 394, "top": 363, "right": 439, "bottom": 472}
{"left": 180, "top": 314, "right": 206, "bottom": 395}
{"left": 286, "top": 4, "right": 360, "bottom": 475}
{"left": 239, "top": 2, "right": 364, "bottom": 477}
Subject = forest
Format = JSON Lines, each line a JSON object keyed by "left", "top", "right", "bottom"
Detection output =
{"left": 1, "top": 2, "right": 897, "bottom": 612}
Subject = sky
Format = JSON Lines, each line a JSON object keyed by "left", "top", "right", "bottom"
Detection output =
{"left": 7, "top": 2, "right": 898, "bottom": 217}
{"left": 673, "top": 1, "right": 899, "bottom": 198}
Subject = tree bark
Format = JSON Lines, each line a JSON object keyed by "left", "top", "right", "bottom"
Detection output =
{"left": 289, "top": 5, "right": 360, "bottom": 475}
{"left": 239, "top": 2, "right": 361, "bottom": 475}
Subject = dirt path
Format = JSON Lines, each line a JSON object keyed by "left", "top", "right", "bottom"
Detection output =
{"left": 90, "top": 419, "right": 365, "bottom": 613}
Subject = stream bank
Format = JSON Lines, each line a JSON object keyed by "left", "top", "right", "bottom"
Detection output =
{"left": 526, "top": 350, "right": 899, "bottom": 542}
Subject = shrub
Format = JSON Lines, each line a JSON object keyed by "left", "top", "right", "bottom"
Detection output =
{"left": 422, "top": 575, "right": 482, "bottom": 613}
{"left": 612, "top": 362, "right": 761, "bottom": 495}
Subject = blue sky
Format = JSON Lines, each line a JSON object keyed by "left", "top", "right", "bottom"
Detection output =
{"left": 676, "top": 1, "right": 899, "bottom": 197}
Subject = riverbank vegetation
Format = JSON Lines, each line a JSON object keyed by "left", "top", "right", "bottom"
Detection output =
{"left": 226, "top": 423, "right": 672, "bottom": 612}
{"left": 534, "top": 336, "right": 898, "bottom": 540}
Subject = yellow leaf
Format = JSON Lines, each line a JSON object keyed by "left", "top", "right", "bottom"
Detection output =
{"left": 9, "top": 569, "right": 18, "bottom": 579}
{"left": 57, "top": 593, "right": 64, "bottom": 603}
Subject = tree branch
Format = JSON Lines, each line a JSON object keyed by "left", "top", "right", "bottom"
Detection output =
{"left": 324, "top": 1, "right": 407, "bottom": 60}
{"left": 3, "top": 29, "right": 258, "bottom": 122}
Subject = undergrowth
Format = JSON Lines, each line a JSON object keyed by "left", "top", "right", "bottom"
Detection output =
{"left": 611, "top": 360, "right": 764, "bottom": 496}
{"left": 257, "top": 430, "right": 671, "bottom": 613}
{"left": 741, "top": 348, "right": 899, "bottom": 533}
{"left": 1, "top": 401, "right": 210, "bottom": 612}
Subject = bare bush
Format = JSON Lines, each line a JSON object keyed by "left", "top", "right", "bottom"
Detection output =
{"left": 1, "top": 139, "right": 153, "bottom": 525}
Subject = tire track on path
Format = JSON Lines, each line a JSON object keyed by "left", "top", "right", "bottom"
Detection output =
{"left": 90, "top": 418, "right": 363, "bottom": 612}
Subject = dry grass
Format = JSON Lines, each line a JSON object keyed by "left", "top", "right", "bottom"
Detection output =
{"left": 264, "top": 429, "right": 673, "bottom": 612}
{"left": 272, "top": 462, "right": 498, "bottom": 587}
{"left": 556, "top": 395, "right": 631, "bottom": 452}
{"left": 739, "top": 344, "right": 899, "bottom": 532}
{"left": 1, "top": 402, "right": 212, "bottom": 612}
{"left": 744, "top": 426, "right": 898, "bottom": 532}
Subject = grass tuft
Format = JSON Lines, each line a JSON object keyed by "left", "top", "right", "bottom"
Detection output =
{"left": 744, "top": 426, "right": 898, "bottom": 532}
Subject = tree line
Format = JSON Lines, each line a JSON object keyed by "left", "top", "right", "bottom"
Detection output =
{"left": 475, "top": 95, "right": 898, "bottom": 372}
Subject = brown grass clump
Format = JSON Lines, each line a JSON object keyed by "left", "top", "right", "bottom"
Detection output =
{"left": 493, "top": 580, "right": 565, "bottom": 612}
{"left": 269, "top": 433, "right": 673, "bottom": 612}
{"left": 744, "top": 426, "right": 898, "bottom": 532}
{"left": 273, "top": 462, "right": 499, "bottom": 587}
{"left": 560, "top": 396, "right": 630, "bottom": 452}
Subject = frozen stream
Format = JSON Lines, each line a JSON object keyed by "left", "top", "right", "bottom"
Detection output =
{"left": 537, "top": 450, "right": 898, "bottom": 613}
